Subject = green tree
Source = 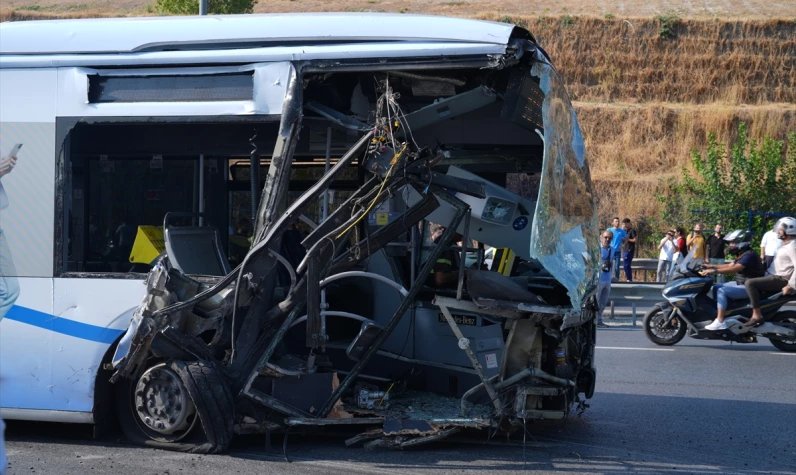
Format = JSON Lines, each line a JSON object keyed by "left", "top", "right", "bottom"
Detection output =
{"left": 659, "top": 123, "right": 796, "bottom": 237}
{"left": 156, "top": 0, "right": 257, "bottom": 15}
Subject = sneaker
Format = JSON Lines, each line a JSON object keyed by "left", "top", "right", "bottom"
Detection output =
{"left": 596, "top": 321, "right": 608, "bottom": 328}
{"left": 704, "top": 319, "right": 727, "bottom": 331}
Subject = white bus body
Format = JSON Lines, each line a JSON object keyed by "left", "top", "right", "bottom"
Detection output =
{"left": 0, "top": 13, "right": 599, "bottom": 451}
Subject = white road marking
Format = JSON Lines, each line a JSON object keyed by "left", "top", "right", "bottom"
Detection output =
{"left": 596, "top": 346, "right": 675, "bottom": 351}
{"left": 769, "top": 352, "right": 796, "bottom": 355}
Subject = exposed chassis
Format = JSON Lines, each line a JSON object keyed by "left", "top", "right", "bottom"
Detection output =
{"left": 110, "top": 38, "right": 600, "bottom": 453}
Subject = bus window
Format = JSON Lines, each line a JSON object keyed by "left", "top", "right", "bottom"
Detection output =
{"left": 59, "top": 120, "right": 280, "bottom": 276}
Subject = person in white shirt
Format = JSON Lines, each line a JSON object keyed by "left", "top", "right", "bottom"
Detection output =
{"left": 760, "top": 221, "right": 783, "bottom": 270}
{"left": 657, "top": 230, "right": 677, "bottom": 282}
{"left": 744, "top": 217, "right": 796, "bottom": 326}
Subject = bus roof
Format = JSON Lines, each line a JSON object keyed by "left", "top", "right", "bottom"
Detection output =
{"left": 0, "top": 13, "right": 525, "bottom": 56}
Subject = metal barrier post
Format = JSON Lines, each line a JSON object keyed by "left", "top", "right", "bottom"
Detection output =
{"left": 610, "top": 300, "right": 615, "bottom": 319}
{"left": 632, "top": 302, "right": 637, "bottom": 327}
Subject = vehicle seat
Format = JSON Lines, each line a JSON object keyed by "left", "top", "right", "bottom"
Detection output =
{"left": 164, "top": 225, "right": 232, "bottom": 276}
{"left": 726, "top": 290, "right": 778, "bottom": 303}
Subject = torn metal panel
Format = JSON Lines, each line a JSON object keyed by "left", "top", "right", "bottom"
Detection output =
{"left": 254, "top": 62, "right": 301, "bottom": 240}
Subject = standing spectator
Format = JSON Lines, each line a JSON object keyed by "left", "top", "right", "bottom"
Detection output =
{"left": 607, "top": 217, "right": 627, "bottom": 281}
{"left": 706, "top": 224, "right": 726, "bottom": 283}
{"left": 760, "top": 220, "right": 782, "bottom": 271}
{"left": 687, "top": 222, "right": 708, "bottom": 263}
{"left": 657, "top": 230, "right": 677, "bottom": 282}
{"left": 621, "top": 218, "right": 637, "bottom": 282}
{"left": 670, "top": 227, "right": 687, "bottom": 277}
{"left": 596, "top": 229, "right": 614, "bottom": 327}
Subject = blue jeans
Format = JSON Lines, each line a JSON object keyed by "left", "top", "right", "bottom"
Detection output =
{"left": 612, "top": 252, "right": 621, "bottom": 280}
{"left": 623, "top": 250, "right": 635, "bottom": 281}
{"left": 597, "top": 280, "right": 611, "bottom": 322}
{"left": 0, "top": 228, "right": 20, "bottom": 321}
{"left": 714, "top": 282, "right": 748, "bottom": 310}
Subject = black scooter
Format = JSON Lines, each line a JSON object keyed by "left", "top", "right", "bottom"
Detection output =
{"left": 643, "top": 250, "right": 796, "bottom": 352}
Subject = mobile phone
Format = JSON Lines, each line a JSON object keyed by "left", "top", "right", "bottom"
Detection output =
{"left": 6, "top": 143, "right": 23, "bottom": 158}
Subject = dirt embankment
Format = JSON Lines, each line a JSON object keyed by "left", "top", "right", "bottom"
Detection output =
{"left": 473, "top": 14, "right": 795, "bottom": 226}
{"left": 2, "top": 8, "right": 794, "bottom": 234}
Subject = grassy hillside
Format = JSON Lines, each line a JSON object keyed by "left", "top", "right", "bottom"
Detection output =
{"left": 2, "top": 5, "right": 794, "bottom": 253}
{"left": 2, "top": 0, "right": 796, "bottom": 19}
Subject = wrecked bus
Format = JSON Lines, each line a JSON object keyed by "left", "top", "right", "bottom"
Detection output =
{"left": 0, "top": 13, "right": 599, "bottom": 452}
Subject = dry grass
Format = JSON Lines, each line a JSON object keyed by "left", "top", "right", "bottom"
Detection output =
{"left": 577, "top": 102, "right": 796, "bottom": 228}
{"left": 476, "top": 14, "right": 796, "bottom": 104}
{"left": 3, "top": 0, "right": 796, "bottom": 19}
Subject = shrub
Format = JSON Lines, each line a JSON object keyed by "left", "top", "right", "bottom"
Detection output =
{"left": 654, "top": 13, "right": 679, "bottom": 39}
{"left": 155, "top": 0, "right": 256, "bottom": 15}
{"left": 660, "top": 123, "right": 796, "bottom": 236}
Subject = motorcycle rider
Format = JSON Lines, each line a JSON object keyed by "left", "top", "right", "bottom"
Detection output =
{"left": 702, "top": 230, "right": 765, "bottom": 331}
{"left": 744, "top": 217, "right": 796, "bottom": 326}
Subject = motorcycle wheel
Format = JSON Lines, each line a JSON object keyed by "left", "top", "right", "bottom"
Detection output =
{"left": 768, "top": 311, "right": 796, "bottom": 353}
{"left": 643, "top": 305, "right": 687, "bottom": 346}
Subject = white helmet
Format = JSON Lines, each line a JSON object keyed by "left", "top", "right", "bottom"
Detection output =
{"left": 779, "top": 217, "right": 796, "bottom": 236}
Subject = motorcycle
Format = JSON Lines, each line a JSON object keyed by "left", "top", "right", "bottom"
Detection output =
{"left": 643, "top": 249, "right": 796, "bottom": 352}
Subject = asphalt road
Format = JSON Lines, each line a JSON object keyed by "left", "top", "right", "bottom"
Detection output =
{"left": 5, "top": 327, "right": 796, "bottom": 475}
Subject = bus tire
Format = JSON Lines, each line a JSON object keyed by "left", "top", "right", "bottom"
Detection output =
{"left": 116, "top": 359, "right": 234, "bottom": 454}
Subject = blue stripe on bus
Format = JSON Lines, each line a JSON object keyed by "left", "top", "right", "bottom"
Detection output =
{"left": 4, "top": 305, "right": 125, "bottom": 344}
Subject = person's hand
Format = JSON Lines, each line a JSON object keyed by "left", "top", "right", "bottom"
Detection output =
{"left": 784, "top": 286, "right": 793, "bottom": 296}
{"left": 0, "top": 155, "right": 17, "bottom": 178}
{"left": 704, "top": 258, "right": 710, "bottom": 264}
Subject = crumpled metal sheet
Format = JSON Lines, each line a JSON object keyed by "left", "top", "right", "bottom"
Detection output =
{"left": 528, "top": 58, "right": 600, "bottom": 323}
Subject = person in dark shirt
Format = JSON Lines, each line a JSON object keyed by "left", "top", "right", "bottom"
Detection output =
{"left": 702, "top": 230, "right": 765, "bottom": 330}
{"left": 706, "top": 224, "right": 726, "bottom": 283}
{"left": 426, "top": 224, "right": 461, "bottom": 289}
{"left": 621, "top": 218, "right": 637, "bottom": 282}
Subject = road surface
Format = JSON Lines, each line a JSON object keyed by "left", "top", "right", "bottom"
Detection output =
{"left": 5, "top": 327, "right": 796, "bottom": 474}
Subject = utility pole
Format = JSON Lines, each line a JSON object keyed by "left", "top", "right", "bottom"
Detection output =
{"left": 199, "top": 0, "right": 207, "bottom": 15}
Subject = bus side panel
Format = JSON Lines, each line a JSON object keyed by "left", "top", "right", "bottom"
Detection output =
{"left": 0, "top": 278, "right": 55, "bottom": 410}
{"left": 0, "top": 279, "right": 144, "bottom": 414}
{"left": 47, "top": 278, "right": 146, "bottom": 413}
{"left": 0, "top": 69, "right": 56, "bottom": 279}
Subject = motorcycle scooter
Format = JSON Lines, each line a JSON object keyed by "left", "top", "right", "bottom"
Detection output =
{"left": 643, "top": 249, "right": 796, "bottom": 352}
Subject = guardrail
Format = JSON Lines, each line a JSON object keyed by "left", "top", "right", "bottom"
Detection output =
{"left": 628, "top": 258, "right": 668, "bottom": 282}
{"left": 608, "top": 283, "right": 664, "bottom": 326}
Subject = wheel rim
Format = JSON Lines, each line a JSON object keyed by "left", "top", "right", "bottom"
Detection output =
{"left": 648, "top": 309, "right": 681, "bottom": 341}
{"left": 772, "top": 316, "right": 796, "bottom": 346}
{"left": 133, "top": 363, "right": 197, "bottom": 442}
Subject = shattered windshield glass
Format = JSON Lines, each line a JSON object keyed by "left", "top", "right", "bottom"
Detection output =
{"left": 528, "top": 59, "right": 599, "bottom": 314}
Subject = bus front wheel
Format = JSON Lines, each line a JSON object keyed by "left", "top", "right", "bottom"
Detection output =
{"left": 116, "top": 360, "right": 234, "bottom": 453}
